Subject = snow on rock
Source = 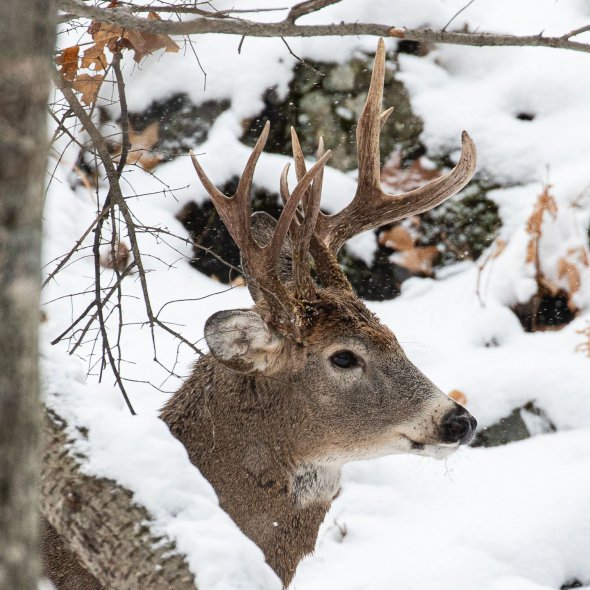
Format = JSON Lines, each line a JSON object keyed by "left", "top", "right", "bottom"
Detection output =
{"left": 41, "top": 344, "right": 281, "bottom": 590}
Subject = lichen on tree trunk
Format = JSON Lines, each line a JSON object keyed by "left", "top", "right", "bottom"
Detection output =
{"left": 0, "top": 1, "right": 56, "bottom": 587}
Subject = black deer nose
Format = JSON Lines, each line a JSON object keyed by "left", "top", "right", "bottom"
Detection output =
{"left": 441, "top": 407, "right": 477, "bottom": 445}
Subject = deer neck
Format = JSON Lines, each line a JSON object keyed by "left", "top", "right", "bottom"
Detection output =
{"left": 160, "top": 355, "right": 341, "bottom": 587}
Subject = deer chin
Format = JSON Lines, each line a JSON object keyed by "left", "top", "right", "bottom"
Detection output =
{"left": 406, "top": 438, "right": 460, "bottom": 460}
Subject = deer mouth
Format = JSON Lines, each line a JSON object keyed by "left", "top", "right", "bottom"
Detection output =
{"left": 405, "top": 437, "right": 460, "bottom": 460}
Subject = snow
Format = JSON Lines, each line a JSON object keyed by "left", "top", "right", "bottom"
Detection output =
{"left": 44, "top": 0, "right": 590, "bottom": 588}
{"left": 42, "top": 344, "right": 281, "bottom": 590}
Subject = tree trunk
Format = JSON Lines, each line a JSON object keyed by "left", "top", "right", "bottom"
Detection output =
{"left": 41, "top": 408, "right": 198, "bottom": 589}
{"left": 0, "top": 2, "right": 56, "bottom": 588}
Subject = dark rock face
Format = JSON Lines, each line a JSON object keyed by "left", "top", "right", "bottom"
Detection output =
{"left": 128, "top": 93, "right": 229, "bottom": 160}
{"left": 418, "top": 184, "right": 501, "bottom": 267}
{"left": 241, "top": 53, "right": 423, "bottom": 171}
{"left": 137, "top": 54, "right": 502, "bottom": 300}
{"left": 177, "top": 177, "right": 282, "bottom": 283}
{"left": 170, "top": 45, "right": 500, "bottom": 300}
{"left": 511, "top": 289, "right": 576, "bottom": 332}
{"left": 471, "top": 402, "right": 555, "bottom": 448}
{"left": 338, "top": 246, "right": 412, "bottom": 301}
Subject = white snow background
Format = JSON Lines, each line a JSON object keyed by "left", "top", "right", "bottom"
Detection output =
{"left": 43, "top": 1, "right": 590, "bottom": 588}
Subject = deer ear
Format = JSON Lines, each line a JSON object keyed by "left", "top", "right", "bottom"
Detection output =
{"left": 204, "top": 310, "right": 285, "bottom": 374}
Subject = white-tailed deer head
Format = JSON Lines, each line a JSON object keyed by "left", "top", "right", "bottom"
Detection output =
{"left": 164, "top": 38, "right": 478, "bottom": 587}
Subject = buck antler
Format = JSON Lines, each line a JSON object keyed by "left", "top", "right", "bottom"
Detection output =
{"left": 305, "top": 38, "right": 477, "bottom": 257}
{"left": 190, "top": 122, "right": 331, "bottom": 339}
{"left": 192, "top": 38, "right": 476, "bottom": 336}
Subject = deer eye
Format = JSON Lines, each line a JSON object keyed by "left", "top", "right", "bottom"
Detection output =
{"left": 330, "top": 350, "right": 360, "bottom": 369}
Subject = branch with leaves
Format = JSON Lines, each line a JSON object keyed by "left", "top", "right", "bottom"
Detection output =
{"left": 57, "top": 0, "right": 590, "bottom": 55}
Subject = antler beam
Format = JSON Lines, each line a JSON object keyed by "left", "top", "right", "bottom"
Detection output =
{"left": 314, "top": 37, "right": 478, "bottom": 255}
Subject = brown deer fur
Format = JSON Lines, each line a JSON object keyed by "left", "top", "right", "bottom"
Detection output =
{"left": 160, "top": 289, "right": 468, "bottom": 587}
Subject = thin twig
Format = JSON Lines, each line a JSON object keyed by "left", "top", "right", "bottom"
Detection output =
{"left": 42, "top": 203, "right": 110, "bottom": 288}
{"left": 442, "top": 0, "right": 476, "bottom": 33}
{"left": 52, "top": 66, "right": 203, "bottom": 405}
{"left": 562, "top": 24, "right": 590, "bottom": 39}
{"left": 280, "top": 37, "right": 322, "bottom": 75}
{"left": 286, "top": 0, "right": 342, "bottom": 23}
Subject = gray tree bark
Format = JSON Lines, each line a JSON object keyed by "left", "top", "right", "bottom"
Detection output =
{"left": 41, "top": 408, "right": 198, "bottom": 589}
{"left": 0, "top": 1, "right": 56, "bottom": 588}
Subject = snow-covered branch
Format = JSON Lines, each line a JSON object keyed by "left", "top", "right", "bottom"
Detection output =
{"left": 57, "top": 0, "right": 590, "bottom": 55}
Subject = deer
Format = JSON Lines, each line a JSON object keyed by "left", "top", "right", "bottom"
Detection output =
{"left": 160, "top": 38, "right": 478, "bottom": 587}
{"left": 42, "top": 39, "right": 477, "bottom": 589}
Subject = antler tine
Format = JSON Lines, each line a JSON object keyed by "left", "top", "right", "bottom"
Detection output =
{"left": 356, "top": 37, "right": 388, "bottom": 196}
{"left": 270, "top": 150, "right": 332, "bottom": 275}
{"left": 234, "top": 121, "right": 270, "bottom": 223}
{"left": 380, "top": 107, "right": 394, "bottom": 130}
{"left": 189, "top": 122, "right": 270, "bottom": 247}
{"left": 190, "top": 149, "right": 250, "bottom": 247}
{"left": 292, "top": 138, "right": 326, "bottom": 299}
{"left": 290, "top": 127, "right": 307, "bottom": 182}
{"left": 314, "top": 38, "right": 478, "bottom": 255}
{"left": 191, "top": 121, "right": 330, "bottom": 339}
{"left": 190, "top": 150, "right": 227, "bottom": 203}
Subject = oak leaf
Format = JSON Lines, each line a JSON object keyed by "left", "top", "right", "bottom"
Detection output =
{"left": 113, "top": 121, "right": 163, "bottom": 171}
{"left": 381, "top": 152, "right": 441, "bottom": 193}
{"left": 56, "top": 45, "right": 80, "bottom": 81}
{"left": 81, "top": 45, "right": 108, "bottom": 71}
{"left": 379, "top": 223, "right": 439, "bottom": 275}
{"left": 448, "top": 389, "right": 468, "bottom": 406}
{"left": 100, "top": 241, "right": 131, "bottom": 272}
{"left": 71, "top": 73, "right": 104, "bottom": 106}
{"left": 391, "top": 246, "right": 439, "bottom": 275}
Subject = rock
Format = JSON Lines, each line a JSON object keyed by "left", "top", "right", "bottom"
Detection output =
{"left": 323, "top": 63, "right": 356, "bottom": 92}
{"left": 128, "top": 93, "right": 229, "bottom": 161}
{"left": 418, "top": 183, "right": 501, "bottom": 267}
{"left": 471, "top": 402, "right": 556, "bottom": 448}
{"left": 241, "top": 51, "right": 423, "bottom": 171}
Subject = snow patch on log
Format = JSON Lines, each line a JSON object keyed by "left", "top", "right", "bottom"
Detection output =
{"left": 41, "top": 343, "right": 281, "bottom": 590}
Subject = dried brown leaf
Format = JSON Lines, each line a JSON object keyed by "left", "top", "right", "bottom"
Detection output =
{"left": 125, "top": 15, "right": 180, "bottom": 62}
{"left": 394, "top": 246, "right": 439, "bottom": 275}
{"left": 448, "top": 389, "right": 468, "bottom": 406}
{"left": 492, "top": 239, "right": 507, "bottom": 259}
{"left": 100, "top": 241, "right": 130, "bottom": 272}
{"left": 56, "top": 45, "right": 80, "bottom": 81}
{"left": 576, "top": 326, "right": 590, "bottom": 357}
{"left": 558, "top": 258, "right": 581, "bottom": 299}
{"left": 71, "top": 73, "right": 104, "bottom": 105}
{"left": 379, "top": 225, "right": 415, "bottom": 251}
{"left": 81, "top": 45, "right": 108, "bottom": 71}
{"left": 231, "top": 275, "right": 246, "bottom": 287}
{"left": 526, "top": 185, "right": 558, "bottom": 238}
{"left": 113, "top": 121, "right": 163, "bottom": 171}
{"left": 89, "top": 22, "right": 123, "bottom": 52}
{"left": 381, "top": 153, "right": 441, "bottom": 193}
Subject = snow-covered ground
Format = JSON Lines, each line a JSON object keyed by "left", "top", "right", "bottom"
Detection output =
{"left": 44, "top": 1, "right": 590, "bottom": 588}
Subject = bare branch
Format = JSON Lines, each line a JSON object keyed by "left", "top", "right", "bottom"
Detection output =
{"left": 286, "top": 0, "right": 342, "bottom": 24}
{"left": 562, "top": 24, "right": 590, "bottom": 39}
{"left": 57, "top": 0, "right": 590, "bottom": 55}
{"left": 51, "top": 65, "right": 203, "bottom": 404}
